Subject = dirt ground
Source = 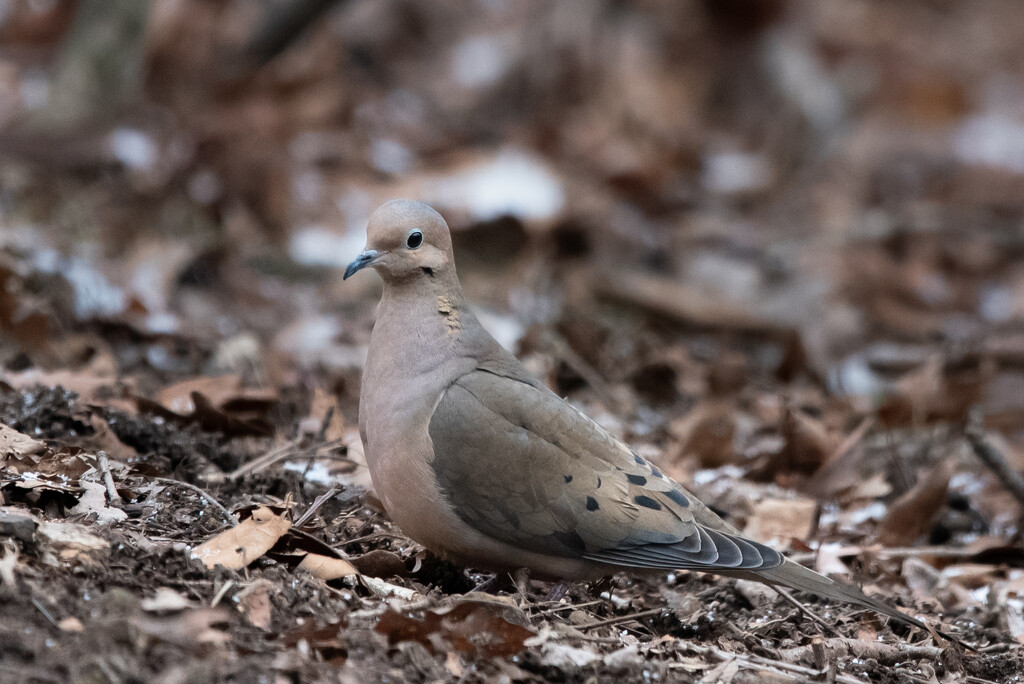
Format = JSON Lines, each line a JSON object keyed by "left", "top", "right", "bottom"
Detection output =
{"left": 2, "top": 1, "right": 1024, "bottom": 683}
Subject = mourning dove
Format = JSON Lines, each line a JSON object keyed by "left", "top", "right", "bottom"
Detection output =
{"left": 345, "top": 199, "right": 928, "bottom": 632}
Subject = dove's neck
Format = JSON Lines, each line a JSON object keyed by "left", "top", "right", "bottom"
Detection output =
{"left": 368, "top": 277, "right": 493, "bottom": 391}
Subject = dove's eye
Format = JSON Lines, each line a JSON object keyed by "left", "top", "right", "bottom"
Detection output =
{"left": 406, "top": 230, "right": 423, "bottom": 249}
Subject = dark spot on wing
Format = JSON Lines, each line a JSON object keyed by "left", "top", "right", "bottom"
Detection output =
{"left": 634, "top": 495, "right": 662, "bottom": 510}
{"left": 634, "top": 454, "right": 644, "bottom": 465}
{"left": 596, "top": 477, "right": 602, "bottom": 489}
{"left": 650, "top": 467, "right": 663, "bottom": 479}
{"left": 665, "top": 489, "right": 689, "bottom": 507}
{"left": 586, "top": 496, "right": 599, "bottom": 511}
{"left": 421, "top": 267, "right": 434, "bottom": 276}
{"left": 626, "top": 474, "right": 647, "bottom": 486}
{"left": 564, "top": 474, "right": 573, "bottom": 483}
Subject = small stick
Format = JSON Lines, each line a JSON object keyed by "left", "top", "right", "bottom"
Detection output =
{"left": 965, "top": 427, "right": 1024, "bottom": 507}
{"left": 577, "top": 607, "right": 665, "bottom": 631}
{"left": 96, "top": 451, "right": 122, "bottom": 505}
{"left": 315, "top": 406, "right": 335, "bottom": 444}
{"left": 294, "top": 486, "right": 338, "bottom": 528}
{"left": 772, "top": 586, "right": 841, "bottom": 637}
{"left": 210, "top": 580, "right": 235, "bottom": 608}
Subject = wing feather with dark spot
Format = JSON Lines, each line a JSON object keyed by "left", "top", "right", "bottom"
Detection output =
{"left": 427, "top": 369, "right": 783, "bottom": 572}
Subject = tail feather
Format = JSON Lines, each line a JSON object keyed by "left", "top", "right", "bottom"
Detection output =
{"left": 745, "top": 560, "right": 928, "bottom": 632}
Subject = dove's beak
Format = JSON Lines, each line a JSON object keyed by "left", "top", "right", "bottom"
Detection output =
{"left": 344, "top": 249, "right": 381, "bottom": 279}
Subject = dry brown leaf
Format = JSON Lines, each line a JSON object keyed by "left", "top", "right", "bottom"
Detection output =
{"left": 132, "top": 608, "right": 231, "bottom": 651}
{"left": 668, "top": 399, "right": 736, "bottom": 468}
{"left": 0, "top": 506, "right": 37, "bottom": 541}
{"left": 375, "top": 601, "right": 535, "bottom": 658}
{"left": 235, "top": 579, "right": 275, "bottom": 630}
{"left": 297, "top": 553, "right": 359, "bottom": 581}
{"left": 36, "top": 520, "right": 109, "bottom": 565}
{"left": 141, "top": 587, "right": 192, "bottom": 612}
{"left": 877, "top": 458, "right": 954, "bottom": 546}
{"left": 303, "top": 387, "right": 346, "bottom": 442}
{"left": 804, "top": 418, "right": 874, "bottom": 498}
{"left": 85, "top": 414, "right": 138, "bottom": 461}
{"left": 779, "top": 405, "right": 838, "bottom": 475}
{"left": 57, "top": 617, "right": 84, "bottom": 632}
{"left": 941, "top": 564, "right": 1001, "bottom": 590}
{"left": 743, "top": 497, "right": 818, "bottom": 547}
{"left": 350, "top": 549, "right": 408, "bottom": 578}
{"left": 0, "top": 422, "right": 47, "bottom": 459}
{"left": 191, "top": 506, "right": 290, "bottom": 570}
{"left": 154, "top": 375, "right": 276, "bottom": 414}
{"left": 281, "top": 620, "right": 347, "bottom": 664}
{"left": 838, "top": 471, "right": 894, "bottom": 503}
{"left": 0, "top": 360, "right": 125, "bottom": 406}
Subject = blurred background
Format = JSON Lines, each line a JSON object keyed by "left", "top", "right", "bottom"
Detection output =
{"left": 1, "top": 0, "right": 1023, "bottom": 555}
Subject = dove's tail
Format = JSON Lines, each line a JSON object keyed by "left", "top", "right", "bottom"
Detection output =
{"left": 750, "top": 560, "right": 928, "bottom": 632}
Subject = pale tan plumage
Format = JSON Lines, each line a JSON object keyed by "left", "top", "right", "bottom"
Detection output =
{"left": 346, "top": 199, "right": 929, "bottom": 632}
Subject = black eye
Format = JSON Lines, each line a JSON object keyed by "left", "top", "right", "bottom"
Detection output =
{"left": 406, "top": 230, "right": 423, "bottom": 249}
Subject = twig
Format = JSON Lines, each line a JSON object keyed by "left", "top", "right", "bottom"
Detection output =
{"left": 210, "top": 580, "right": 235, "bottom": 608}
{"left": 532, "top": 599, "right": 605, "bottom": 617}
{"left": 96, "top": 451, "right": 122, "bottom": 505}
{"left": 334, "top": 531, "right": 403, "bottom": 548}
{"left": 541, "top": 331, "right": 627, "bottom": 415}
{"left": 965, "top": 427, "right": 1024, "bottom": 507}
{"left": 152, "top": 477, "right": 237, "bottom": 526}
{"left": 223, "top": 439, "right": 353, "bottom": 482}
{"left": 673, "top": 640, "right": 864, "bottom": 684}
{"left": 294, "top": 486, "right": 339, "bottom": 528}
{"left": 31, "top": 598, "right": 59, "bottom": 628}
{"left": 772, "top": 587, "right": 840, "bottom": 637}
{"left": 314, "top": 406, "right": 335, "bottom": 444}
{"left": 577, "top": 607, "right": 665, "bottom": 631}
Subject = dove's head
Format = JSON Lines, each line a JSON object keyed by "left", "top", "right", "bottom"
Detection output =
{"left": 344, "top": 200, "right": 456, "bottom": 284}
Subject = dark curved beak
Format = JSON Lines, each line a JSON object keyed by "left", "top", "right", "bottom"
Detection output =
{"left": 343, "top": 249, "right": 380, "bottom": 280}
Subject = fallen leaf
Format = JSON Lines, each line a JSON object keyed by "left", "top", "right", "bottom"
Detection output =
{"left": 0, "top": 422, "right": 47, "bottom": 459}
{"left": 0, "top": 506, "right": 39, "bottom": 542}
{"left": 154, "top": 375, "right": 275, "bottom": 415}
{"left": 536, "top": 642, "right": 600, "bottom": 668}
{"left": 743, "top": 497, "right": 818, "bottom": 547}
{"left": 235, "top": 579, "right": 275, "bottom": 630}
{"left": 302, "top": 387, "right": 346, "bottom": 442}
{"left": 877, "top": 458, "right": 954, "bottom": 546}
{"left": 445, "top": 651, "right": 464, "bottom": 677}
{"left": 136, "top": 375, "right": 277, "bottom": 437}
{"left": 36, "top": 520, "right": 109, "bottom": 565}
{"left": 191, "top": 506, "right": 291, "bottom": 570}
{"left": 350, "top": 549, "right": 407, "bottom": 578}
{"left": 297, "top": 553, "right": 359, "bottom": 581}
{"left": 281, "top": 620, "right": 347, "bottom": 664}
{"left": 0, "top": 542, "right": 17, "bottom": 586}
{"left": 58, "top": 617, "right": 84, "bottom": 632}
{"left": 141, "top": 587, "right": 192, "bottom": 612}
{"left": 131, "top": 608, "right": 231, "bottom": 651}
{"left": 375, "top": 601, "right": 535, "bottom": 657}
{"left": 69, "top": 481, "right": 128, "bottom": 524}
{"left": 1006, "top": 600, "right": 1024, "bottom": 644}
{"left": 778, "top": 405, "right": 838, "bottom": 475}
{"left": 85, "top": 414, "right": 138, "bottom": 461}
{"left": 668, "top": 399, "right": 736, "bottom": 468}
